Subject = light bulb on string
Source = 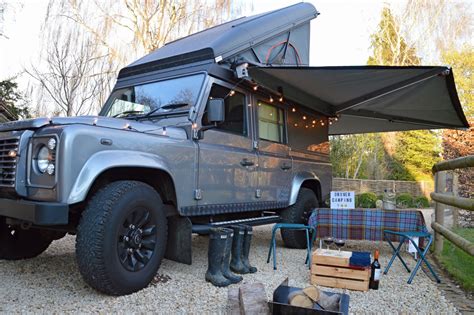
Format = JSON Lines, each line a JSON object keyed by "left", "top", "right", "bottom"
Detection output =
{"left": 302, "top": 116, "right": 307, "bottom": 120}
{"left": 269, "top": 96, "right": 274, "bottom": 103}
{"left": 253, "top": 85, "right": 258, "bottom": 91}
{"left": 279, "top": 96, "right": 283, "bottom": 102}
{"left": 292, "top": 108, "right": 296, "bottom": 112}
{"left": 229, "top": 90, "right": 235, "bottom": 96}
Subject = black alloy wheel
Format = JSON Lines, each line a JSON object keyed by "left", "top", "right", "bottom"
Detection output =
{"left": 118, "top": 207, "right": 157, "bottom": 272}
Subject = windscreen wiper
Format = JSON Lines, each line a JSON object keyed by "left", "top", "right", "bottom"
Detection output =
{"left": 134, "top": 103, "right": 189, "bottom": 120}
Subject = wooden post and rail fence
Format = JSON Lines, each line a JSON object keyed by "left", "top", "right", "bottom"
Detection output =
{"left": 431, "top": 155, "right": 474, "bottom": 256}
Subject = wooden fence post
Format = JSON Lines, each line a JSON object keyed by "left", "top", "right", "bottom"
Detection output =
{"left": 453, "top": 172, "right": 459, "bottom": 228}
{"left": 434, "top": 172, "right": 445, "bottom": 255}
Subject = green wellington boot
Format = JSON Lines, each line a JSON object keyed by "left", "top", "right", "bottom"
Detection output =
{"left": 205, "top": 228, "right": 232, "bottom": 287}
{"left": 221, "top": 228, "right": 243, "bottom": 284}
{"left": 230, "top": 225, "right": 248, "bottom": 274}
{"left": 242, "top": 225, "right": 257, "bottom": 273}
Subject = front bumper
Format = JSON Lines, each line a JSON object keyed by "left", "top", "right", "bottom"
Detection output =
{"left": 0, "top": 198, "right": 68, "bottom": 225}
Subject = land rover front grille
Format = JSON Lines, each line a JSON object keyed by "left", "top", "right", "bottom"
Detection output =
{"left": 0, "top": 137, "right": 19, "bottom": 187}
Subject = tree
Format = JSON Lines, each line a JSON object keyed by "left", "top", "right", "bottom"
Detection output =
{"left": 366, "top": 5, "right": 442, "bottom": 181}
{"left": 441, "top": 46, "right": 474, "bottom": 119}
{"left": 27, "top": 24, "right": 115, "bottom": 116}
{"left": 367, "top": 7, "right": 420, "bottom": 66}
{"left": 441, "top": 45, "right": 473, "bottom": 199}
{"left": 330, "top": 134, "right": 387, "bottom": 179}
{"left": 0, "top": 79, "right": 30, "bottom": 119}
{"left": 28, "top": 0, "right": 243, "bottom": 117}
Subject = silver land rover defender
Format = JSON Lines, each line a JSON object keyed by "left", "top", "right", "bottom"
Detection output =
{"left": 0, "top": 3, "right": 468, "bottom": 296}
{"left": 0, "top": 4, "right": 331, "bottom": 295}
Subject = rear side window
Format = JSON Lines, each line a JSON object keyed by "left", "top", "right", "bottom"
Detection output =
{"left": 258, "top": 101, "right": 285, "bottom": 143}
{"left": 203, "top": 84, "right": 247, "bottom": 136}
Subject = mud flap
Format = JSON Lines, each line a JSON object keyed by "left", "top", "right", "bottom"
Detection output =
{"left": 165, "top": 215, "right": 192, "bottom": 265}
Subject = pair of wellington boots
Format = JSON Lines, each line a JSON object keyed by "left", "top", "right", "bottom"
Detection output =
{"left": 205, "top": 225, "right": 257, "bottom": 287}
{"left": 205, "top": 227, "right": 243, "bottom": 287}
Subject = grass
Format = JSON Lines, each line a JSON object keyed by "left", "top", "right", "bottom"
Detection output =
{"left": 437, "top": 228, "right": 474, "bottom": 292}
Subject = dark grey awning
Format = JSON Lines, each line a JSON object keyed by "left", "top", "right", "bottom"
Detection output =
{"left": 248, "top": 66, "right": 469, "bottom": 135}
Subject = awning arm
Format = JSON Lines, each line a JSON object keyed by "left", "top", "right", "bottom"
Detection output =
{"left": 345, "top": 109, "right": 465, "bottom": 129}
{"left": 334, "top": 67, "right": 448, "bottom": 113}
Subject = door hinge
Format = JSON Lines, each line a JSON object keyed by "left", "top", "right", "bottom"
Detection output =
{"left": 194, "top": 189, "right": 202, "bottom": 200}
{"left": 255, "top": 189, "right": 262, "bottom": 198}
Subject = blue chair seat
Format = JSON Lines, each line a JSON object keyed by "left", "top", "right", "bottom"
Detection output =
{"left": 266, "top": 223, "right": 316, "bottom": 270}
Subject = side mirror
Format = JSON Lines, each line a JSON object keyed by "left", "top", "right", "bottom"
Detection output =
{"left": 193, "top": 98, "right": 226, "bottom": 140}
{"left": 207, "top": 98, "right": 225, "bottom": 123}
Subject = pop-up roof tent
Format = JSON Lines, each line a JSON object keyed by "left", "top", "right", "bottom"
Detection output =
{"left": 119, "top": 3, "right": 469, "bottom": 134}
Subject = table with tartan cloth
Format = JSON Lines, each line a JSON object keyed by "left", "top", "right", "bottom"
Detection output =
{"left": 308, "top": 208, "right": 428, "bottom": 243}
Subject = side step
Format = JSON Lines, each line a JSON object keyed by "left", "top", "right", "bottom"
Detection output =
{"left": 192, "top": 215, "right": 281, "bottom": 234}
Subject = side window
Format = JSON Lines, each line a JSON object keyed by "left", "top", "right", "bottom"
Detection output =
{"left": 258, "top": 101, "right": 285, "bottom": 143}
{"left": 203, "top": 84, "right": 247, "bottom": 136}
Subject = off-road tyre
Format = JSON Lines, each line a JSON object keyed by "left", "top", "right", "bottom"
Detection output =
{"left": 280, "top": 188, "right": 318, "bottom": 249}
{"left": 76, "top": 181, "right": 167, "bottom": 296}
{"left": 0, "top": 217, "right": 54, "bottom": 260}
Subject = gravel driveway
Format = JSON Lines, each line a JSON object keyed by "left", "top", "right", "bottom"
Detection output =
{"left": 0, "top": 224, "right": 458, "bottom": 313}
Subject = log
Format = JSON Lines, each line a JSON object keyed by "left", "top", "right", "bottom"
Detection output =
{"left": 238, "top": 283, "right": 270, "bottom": 315}
{"left": 288, "top": 290, "right": 313, "bottom": 308}
{"left": 302, "top": 286, "right": 320, "bottom": 302}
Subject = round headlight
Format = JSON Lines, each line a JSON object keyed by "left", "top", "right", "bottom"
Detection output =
{"left": 37, "top": 146, "right": 50, "bottom": 173}
{"left": 47, "top": 138, "right": 56, "bottom": 150}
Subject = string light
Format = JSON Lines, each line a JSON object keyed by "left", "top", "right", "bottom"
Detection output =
{"left": 329, "top": 121, "right": 333, "bottom": 125}
{"left": 294, "top": 123, "right": 298, "bottom": 127}
{"left": 279, "top": 96, "right": 283, "bottom": 102}
{"left": 305, "top": 125, "right": 309, "bottom": 128}
{"left": 253, "top": 85, "right": 258, "bottom": 91}
{"left": 302, "top": 116, "right": 307, "bottom": 120}
{"left": 335, "top": 117, "right": 339, "bottom": 121}
{"left": 192, "top": 123, "right": 198, "bottom": 129}
{"left": 312, "top": 125, "right": 315, "bottom": 128}
{"left": 229, "top": 90, "right": 235, "bottom": 96}
{"left": 312, "top": 120, "right": 316, "bottom": 124}
{"left": 292, "top": 108, "right": 296, "bottom": 112}
{"left": 320, "top": 120, "right": 325, "bottom": 126}
{"left": 269, "top": 96, "right": 274, "bottom": 103}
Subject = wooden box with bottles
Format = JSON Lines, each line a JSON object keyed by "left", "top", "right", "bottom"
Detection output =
{"left": 310, "top": 249, "right": 370, "bottom": 292}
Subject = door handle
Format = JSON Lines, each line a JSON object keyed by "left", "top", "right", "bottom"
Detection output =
{"left": 280, "top": 163, "right": 292, "bottom": 170}
{"left": 240, "top": 158, "right": 255, "bottom": 167}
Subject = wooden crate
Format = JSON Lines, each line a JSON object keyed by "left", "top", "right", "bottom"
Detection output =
{"left": 310, "top": 249, "right": 370, "bottom": 292}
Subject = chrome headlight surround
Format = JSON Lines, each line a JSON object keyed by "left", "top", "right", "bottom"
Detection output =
{"left": 29, "top": 134, "right": 59, "bottom": 188}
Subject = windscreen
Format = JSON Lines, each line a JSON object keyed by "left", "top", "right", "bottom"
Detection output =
{"left": 102, "top": 74, "right": 205, "bottom": 118}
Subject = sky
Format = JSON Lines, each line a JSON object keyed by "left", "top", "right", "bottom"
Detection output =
{"left": 0, "top": 1, "right": 392, "bottom": 80}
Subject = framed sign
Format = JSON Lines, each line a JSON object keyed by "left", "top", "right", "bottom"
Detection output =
{"left": 330, "top": 191, "right": 355, "bottom": 209}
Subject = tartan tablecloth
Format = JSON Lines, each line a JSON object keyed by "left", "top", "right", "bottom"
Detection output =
{"left": 308, "top": 208, "right": 428, "bottom": 242}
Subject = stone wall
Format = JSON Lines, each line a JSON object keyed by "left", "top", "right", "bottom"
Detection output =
{"left": 332, "top": 178, "right": 434, "bottom": 197}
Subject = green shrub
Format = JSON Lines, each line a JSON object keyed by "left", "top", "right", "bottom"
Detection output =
{"left": 396, "top": 193, "right": 414, "bottom": 208}
{"left": 356, "top": 192, "right": 378, "bottom": 208}
{"left": 414, "top": 196, "right": 430, "bottom": 208}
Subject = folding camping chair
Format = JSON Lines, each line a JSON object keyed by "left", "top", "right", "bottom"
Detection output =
{"left": 383, "top": 230, "right": 440, "bottom": 284}
{"left": 267, "top": 223, "right": 317, "bottom": 270}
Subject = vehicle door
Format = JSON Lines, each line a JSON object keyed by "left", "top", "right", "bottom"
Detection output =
{"left": 254, "top": 99, "right": 292, "bottom": 205}
{"left": 197, "top": 80, "right": 258, "bottom": 207}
